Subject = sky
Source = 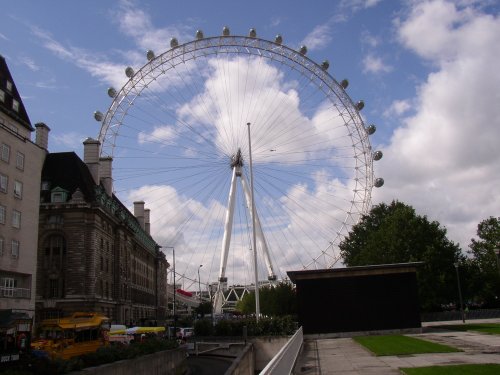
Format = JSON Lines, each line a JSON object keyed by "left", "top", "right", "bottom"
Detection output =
{"left": 1, "top": 0, "right": 499, "bottom": 288}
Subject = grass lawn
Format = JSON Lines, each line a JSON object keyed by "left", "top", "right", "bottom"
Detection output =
{"left": 353, "top": 335, "right": 460, "bottom": 356}
{"left": 401, "top": 364, "right": 500, "bottom": 374}
{"left": 437, "top": 323, "right": 500, "bottom": 335}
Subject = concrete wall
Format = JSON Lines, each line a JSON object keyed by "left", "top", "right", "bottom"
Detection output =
{"left": 70, "top": 348, "right": 186, "bottom": 375}
{"left": 251, "top": 336, "right": 290, "bottom": 371}
{"left": 224, "top": 343, "right": 254, "bottom": 375}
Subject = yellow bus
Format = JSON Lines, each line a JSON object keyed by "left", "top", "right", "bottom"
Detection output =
{"left": 31, "top": 312, "right": 110, "bottom": 360}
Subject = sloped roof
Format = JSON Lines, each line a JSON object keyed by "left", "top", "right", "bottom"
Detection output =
{"left": 0, "top": 54, "right": 32, "bottom": 130}
{"left": 41, "top": 152, "right": 97, "bottom": 202}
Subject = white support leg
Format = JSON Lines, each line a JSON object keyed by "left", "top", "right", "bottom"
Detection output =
{"left": 240, "top": 173, "right": 276, "bottom": 280}
{"left": 214, "top": 167, "right": 238, "bottom": 314}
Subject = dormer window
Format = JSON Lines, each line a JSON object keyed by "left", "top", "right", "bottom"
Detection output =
{"left": 51, "top": 187, "right": 69, "bottom": 203}
{"left": 12, "top": 99, "right": 19, "bottom": 112}
{"left": 6, "top": 81, "right": 12, "bottom": 92}
{"left": 41, "top": 181, "right": 50, "bottom": 191}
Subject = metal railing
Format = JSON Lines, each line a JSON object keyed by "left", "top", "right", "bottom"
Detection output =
{"left": 0, "top": 287, "right": 31, "bottom": 299}
{"left": 259, "top": 326, "right": 303, "bottom": 375}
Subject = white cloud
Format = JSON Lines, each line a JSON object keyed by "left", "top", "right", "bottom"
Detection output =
{"left": 0, "top": 32, "right": 8, "bottom": 41}
{"left": 138, "top": 125, "right": 177, "bottom": 145}
{"left": 383, "top": 99, "right": 412, "bottom": 117}
{"left": 31, "top": 26, "right": 128, "bottom": 90}
{"left": 362, "top": 54, "right": 393, "bottom": 74}
{"left": 51, "top": 131, "right": 88, "bottom": 150}
{"left": 19, "top": 55, "right": 39, "bottom": 71}
{"left": 300, "top": 23, "right": 333, "bottom": 51}
{"left": 373, "top": 0, "right": 500, "bottom": 249}
{"left": 113, "top": 0, "right": 193, "bottom": 52}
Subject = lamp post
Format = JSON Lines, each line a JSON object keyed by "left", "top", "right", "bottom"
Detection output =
{"left": 247, "top": 122, "right": 260, "bottom": 322}
{"left": 163, "top": 246, "right": 176, "bottom": 336}
{"left": 198, "top": 265, "right": 203, "bottom": 303}
{"left": 454, "top": 262, "right": 465, "bottom": 323}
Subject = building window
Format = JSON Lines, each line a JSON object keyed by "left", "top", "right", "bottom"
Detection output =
{"left": 16, "top": 152, "right": 24, "bottom": 170}
{"left": 51, "top": 190, "right": 68, "bottom": 203}
{"left": 14, "top": 180, "right": 23, "bottom": 198}
{"left": 0, "top": 205, "right": 5, "bottom": 224}
{"left": 6, "top": 81, "right": 12, "bottom": 92}
{"left": 43, "top": 235, "right": 66, "bottom": 269}
{"left": 0, "top": 237, "right": 4, "bottom": 256}
{"left": 12, "top": 99, "right": 19, "bottom": 112}
{"left": 11, "top": 240, "right": 19, "bottom": 258}
{"left": 49, "top": 279, "right": 59, "bottom": 298}
{"left": 12, "top": 210, "right": 21, "bottom": 228}
{"left": 0, "top": 90, "right": 4, "bottom": 102}
{"left": 2, "top": 278, "right": 16, "bottom": 297}
{"left": 0, "top": 174, "right": 7, "bottom": 193}
{"left": 1, "top": 143, "right": 10, "bottom": 162}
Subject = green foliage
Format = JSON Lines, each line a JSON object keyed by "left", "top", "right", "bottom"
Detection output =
{"left": 339, "top": 200, "right": 463, "bottom": 311}
{"left": 402, "top": 364, "right": 500, "bottom": 375}
{"left": 194, "top": 316, "right": 297, "bottom": 337}
{"left": 466, "top": 216, "right": 500, "bottom": 306}
{"left": 194, "top": 319, "right": 214, "bottom": 336}
{"left": 353, "top": 335, "right": 460, "bottom": 356}
{"left": 236, "top": 282, "right": 297, "bottom": 316}
{"left": 195, "top": 301, "right": 213, "bottom": 317}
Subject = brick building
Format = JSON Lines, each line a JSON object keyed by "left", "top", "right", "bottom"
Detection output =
{"left": 36, "top": 139, "right": 168, "bottom": 326}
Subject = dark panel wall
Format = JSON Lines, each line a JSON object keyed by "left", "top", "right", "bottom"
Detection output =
{"left": 296, "top": 272, "right": 421, "bottom": 334}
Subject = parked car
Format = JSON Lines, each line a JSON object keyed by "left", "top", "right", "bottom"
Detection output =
{"left": 176, "top": 327, "right": 194, "bottom": 339}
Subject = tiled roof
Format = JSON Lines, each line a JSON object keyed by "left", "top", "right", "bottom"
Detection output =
{"left": 0, "top": 54, "right": 33, "bottom": 130}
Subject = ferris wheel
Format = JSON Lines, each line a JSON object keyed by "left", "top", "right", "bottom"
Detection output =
{"left": 94, "top": 27, "right": 384, "bottom": 310}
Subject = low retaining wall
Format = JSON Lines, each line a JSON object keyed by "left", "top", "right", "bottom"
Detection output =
{"left": 70, "top": 348, "right": 186, "bottom": 375}
{"left": 223, "top": 343, "right": 254, "bottom": 375}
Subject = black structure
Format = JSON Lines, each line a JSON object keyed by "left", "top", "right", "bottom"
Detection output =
{"left": 287, "top": 263, "right": 422, "bottom": 335}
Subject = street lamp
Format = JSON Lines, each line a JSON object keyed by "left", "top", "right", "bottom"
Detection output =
{"left": 198, "top": 265, "right": 203, "bottom": 303}
{"left": 454, "top": 262, "right": 465, "bottom": 323}
{"left": 163, "top": 246, "right": 176, "bottom": 336}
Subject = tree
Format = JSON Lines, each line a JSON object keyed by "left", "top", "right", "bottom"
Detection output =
{"left": 466, "top": 216, "right": 500, "bottom": 306}
{"left": 236, "top": 282, "right": 297, "bottom": 316}
{"left": 339, "top": 200, "right": 463, "bottom": 312}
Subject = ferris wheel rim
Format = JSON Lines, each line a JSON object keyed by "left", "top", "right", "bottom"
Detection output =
{"left": 97, "top": 31, "right": 377, "bottom": 280}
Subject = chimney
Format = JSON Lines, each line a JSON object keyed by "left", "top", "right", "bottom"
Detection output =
{"left": 144, "top": 209, "right": 151, "bottom": 234}
{"left": 83, "top": 138, "right": 100, "bottom": 185}
{"left": 99, "top": 157, "right": 113, "bottom": 196}
{"left": 35, "top": 122, "right": 51, "bottom": 150}
{"left": 134, "top": 201, "right": 145, "bottom": 230}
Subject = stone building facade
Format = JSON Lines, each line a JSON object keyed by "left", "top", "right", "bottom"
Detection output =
{"left": 0, "top": 54, "right": 48, "bottom": 321}
{"left": 36, "top": 140, "right": 168, "bottom": 326}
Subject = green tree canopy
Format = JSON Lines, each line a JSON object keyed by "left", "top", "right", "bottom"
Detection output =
{"left": 236, "top": 282, "right": 297, "bottom": 316}
{"left": 339, "top": 200, "right": 463, "bottom": 311}
{"left": 466, "top": 216, "right": 500, "bottom": 306}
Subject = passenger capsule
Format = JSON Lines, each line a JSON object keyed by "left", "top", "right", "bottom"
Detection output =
{"left": 107, "top": 87, "right": 117, "bottom": 98}
{"left": 125, "top": 67, "right": 134, "bottom": 78}
{"left": 299, "top": 45, "right": 307, "bottom": 55}
{"left": 340, "top": 79, "right": 349, "bottom": 89}
{"left": 366, "top": 124, "right": 376, "bottom": 135}
{"left": 146, "top": 50, "right": 155, "bottom": 61}
{"left": 249, "top": 28, "right": 257, "bottom": 38}
{"left": 356, "top": 100, "right": 365, "bottom": 111}
{"left": 94, "top": 111, "right": 103, "bottom": 122}
{"left": 196, "top": 30, "right": 204, "bottom": 39}
{"left": 275, "top": 34, "right": 283, "bottom": 45}
{"left": 170, "top": 38, "right": 179, "bottom": 48}
{"left": 374, "top": 178, "right": 384, "bottom": 188}
{"left": 321, "top": 60, "right": 330, "bottom": 70}
{"left": 373, "top": 151, "right": 383, "bottom": 161}
{"left": 222, "top": 26, "right": 230, "bottom": 36}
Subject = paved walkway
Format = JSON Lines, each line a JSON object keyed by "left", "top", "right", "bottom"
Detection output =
{"left": 293, "top": 320, "right": 500, "bottom": 374}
